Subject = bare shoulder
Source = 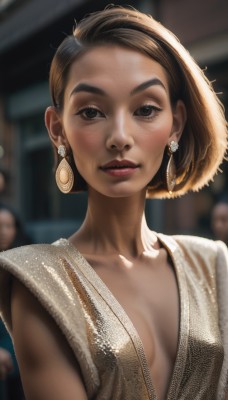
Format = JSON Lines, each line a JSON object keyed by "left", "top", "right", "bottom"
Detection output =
{"left": 11, "top": 279, "right": 87, "bottom": 400}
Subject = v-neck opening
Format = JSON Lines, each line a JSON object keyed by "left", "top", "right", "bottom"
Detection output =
{"left": 157, "top": 234, "right": 189, "bottom": 400}
{"left": 55, "top": 234, "right": 189, "bottom": 400}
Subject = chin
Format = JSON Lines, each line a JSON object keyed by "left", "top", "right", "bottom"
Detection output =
{"left": 88, "top": 179, "right": 149, "bottom": 198}
{"left": 98, "top": 186, "right": 147, "bottom": 199}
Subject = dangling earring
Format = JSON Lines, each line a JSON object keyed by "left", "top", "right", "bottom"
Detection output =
{"left": 55, "top": 145, "right": 74, "bottom": 194}
{"left": 166, "top": 140, "right": 179, "bottom": 194}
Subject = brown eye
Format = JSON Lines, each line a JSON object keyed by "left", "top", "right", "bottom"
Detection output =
{"left": 76, "top": 107, "right": 104, "bottom": 120}
{"left": 134, "top": 105, "right": 162, "bottom": 118}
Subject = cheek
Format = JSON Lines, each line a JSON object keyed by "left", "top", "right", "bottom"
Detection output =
{"left": 141, "top": 122, "right": 171, "bottom": 155}
{"left": 139, "top": 118, "right": 173, "bottom": 179}
{"left": 68, "top": 129, "right": 103, "bottom": 159}
{"left": 141, "top": 112, "right": 173, "bottom": 145}
{"left": 145, "top": 132, "right": 167, "bottom": 149}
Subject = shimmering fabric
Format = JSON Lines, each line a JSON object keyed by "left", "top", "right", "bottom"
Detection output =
{"left": 0, "top": 234, "right": 227, "bottom": 399}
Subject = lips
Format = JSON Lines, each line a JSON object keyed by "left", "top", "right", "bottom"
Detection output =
{"left": 99, "top": 159, "right": 140, "bottom": 177}
{"left": 100, "top": 160, "right": 139, "bottom": 170}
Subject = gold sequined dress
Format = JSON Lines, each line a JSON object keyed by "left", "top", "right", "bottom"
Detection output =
{"left": 0, "top": 234, "right": 228, "bottom": 399}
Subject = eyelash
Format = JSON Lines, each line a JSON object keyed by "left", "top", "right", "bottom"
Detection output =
{"left": 134, "top": 105, "right": 162, "bottom": 119}
{"left": 76, "top": 107, "right": 104, "bottom": 120}
{"left": 76, "top": 104, "right": 162, "bottom": 120}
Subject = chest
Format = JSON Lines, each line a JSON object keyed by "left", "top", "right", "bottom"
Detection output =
{"left": 89, "top": 253, "right": 179, "bottom": 398}
{"left": 61, "top": 240, "right": 224, "bottom": 399}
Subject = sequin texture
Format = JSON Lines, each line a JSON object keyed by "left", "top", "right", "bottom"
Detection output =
{"left": 0, "top": 235, "right": 227, "bottom": 399}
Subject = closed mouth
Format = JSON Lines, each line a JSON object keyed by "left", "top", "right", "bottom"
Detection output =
{"left": 100, "top": 160, "right": 140, "bottom": 170}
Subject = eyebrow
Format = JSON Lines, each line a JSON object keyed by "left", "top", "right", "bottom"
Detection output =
{"left": 70, "top": 83, "right": 106, "bottom": 97}
{"left": 130, "top": 78, "right": 167, "bottom": 95}
{"left": 70, "top": 78, "right": 167, "bottom": 98}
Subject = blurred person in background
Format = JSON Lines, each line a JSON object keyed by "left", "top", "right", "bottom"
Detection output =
{"left": 0, "top": 205, "right": 30, "bottom": 400}
{"left": 0, "top": 168, "right": 9, "bottom": 205}
{"left": 0, "top": 324, "right": 24, "bottom": 400}
{"left": 211, "top": 197, "right": 228, "bottom": 246}
{"left": 0, "top": 205, "right": 31, "bottom": 251}
{"left": 0, "top": 347, "right": 13, "bottom": 379}
{"left": 0, "top": 346, "right": 14, "bottom": 400}
{"left": 0, "top": 171, "right": 6, "bottom": 194}
{"left": 0, "top": 6, "right": 227, "bottom": 400}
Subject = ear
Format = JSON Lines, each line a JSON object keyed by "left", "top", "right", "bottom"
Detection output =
{"left": 169, "top": 100, "right": 187, "bottom": 143}
{"left": 45, "top": 106, "right": 67, "bottom": 149}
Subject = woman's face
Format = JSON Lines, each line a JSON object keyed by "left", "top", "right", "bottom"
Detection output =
{"left": 0, "top": 210, "right": 16, "bottom": 251}
{"left": 58, "top": 45, "right": 185, "bottom": 198}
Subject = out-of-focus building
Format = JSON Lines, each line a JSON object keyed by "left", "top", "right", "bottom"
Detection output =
{"left": 0, "top": 0, "right": 227, "bottom": 242}
{"left": 156, "top": 0, "right": 228, "bottom": 236}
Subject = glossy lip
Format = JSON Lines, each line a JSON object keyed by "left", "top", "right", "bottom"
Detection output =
{"left": 100, "top": 159, "right": 140, "bottom": 177}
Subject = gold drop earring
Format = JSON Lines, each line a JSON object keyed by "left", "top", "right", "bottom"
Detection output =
{"left": 55, "top": 145, "right": 74, "bottom": 194}
{"left": 166, "top": 140, "right": 179, "bottom": 194}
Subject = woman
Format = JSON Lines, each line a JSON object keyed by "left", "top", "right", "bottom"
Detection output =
{"left": 0, "top": 6, "right": 227, "bottom": 400}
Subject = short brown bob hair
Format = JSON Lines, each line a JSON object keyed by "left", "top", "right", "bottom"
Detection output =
{"left": 49, "top": 6, "right": 227, "bottom": 198}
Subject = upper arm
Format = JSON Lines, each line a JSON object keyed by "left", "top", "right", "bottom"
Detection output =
{"left": 11, "top": 279, "right": 88, "bottom": 400}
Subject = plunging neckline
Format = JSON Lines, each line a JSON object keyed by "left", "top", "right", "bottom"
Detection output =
{"left": 58, "top": 234, "right": 189, "bottom": 400}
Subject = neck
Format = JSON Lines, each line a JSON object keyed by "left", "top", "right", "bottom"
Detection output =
{"left": 73, "top": 189, "right": 157, "bottom": 258}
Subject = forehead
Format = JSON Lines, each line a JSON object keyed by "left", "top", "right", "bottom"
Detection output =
{"left": 64, "top": 45, "right": 169, "bottom": 97}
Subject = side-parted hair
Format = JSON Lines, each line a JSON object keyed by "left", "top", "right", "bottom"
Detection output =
{"left": 49, "top": 6, "right": 227, "bottom": 198}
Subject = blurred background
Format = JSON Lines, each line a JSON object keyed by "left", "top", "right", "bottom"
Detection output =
{"left": 0, "top": 0, "right": 227, "bottom": 243}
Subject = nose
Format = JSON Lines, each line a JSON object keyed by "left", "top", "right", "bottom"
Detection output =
{"left": 106, "top": 114, "right": 134, "bottom": 152}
